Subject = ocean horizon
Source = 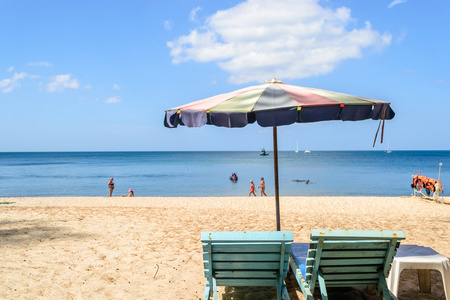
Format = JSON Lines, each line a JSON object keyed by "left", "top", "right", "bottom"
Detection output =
{"left": 1, "top": 150, "right": 448, "bottom": 198}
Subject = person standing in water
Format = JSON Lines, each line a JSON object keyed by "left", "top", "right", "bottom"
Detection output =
{"left": 258, "top": 177, "right": 267, "bottom": 196}
{"left": 249, "top": 180, "right": 256, "bottom": 196}
{"left": 108, "top": 178, "right": 114, "bottom": 197}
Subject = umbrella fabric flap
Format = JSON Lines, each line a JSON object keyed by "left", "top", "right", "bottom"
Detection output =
{"left": 386, "top": 105, "right": 395, "bottom": 119}
{"left": 340, "top": 105, "right": 374, "bottom": 121}
{"left": 179, "top": 110, "right": 208, "bottom": 128}
{"left": 164, "top": 109, "right": 180, "bottom": 128}
{"left": 297, "top": 105, "right": 341, "bottom": 123}
{"left": 256, "top": 108, "right": 298, "bottom": 127}
{"left": 210, "top": 111, "right": 256, "bottom": 128}
{"left": 370, "top": 103, "right": 395, "bottom": 120}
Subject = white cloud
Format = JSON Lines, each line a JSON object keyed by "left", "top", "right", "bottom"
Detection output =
{"left": 396, "top": 29, "right": 407, "bottom": 44}
{"left": 7, "top": 66, "right": 14, "bottom": 72}
{"left": 164, "top": 20, "right": 173, "bottom": 30}
{"left": 0, "top": 72, "right": 27, "bottom": 93}
{"left": 113, "top": 83, "right": 120, "bottom": 90}
{"left": 105, "top": 96, "right": 121, "bottom": 103}
{"left": 388, "top": 0, "right": 407, "bottom": 9}
{"left": 84, "top": 84, "right": 93, "bottom": 89}
{"left": 168, "top": 0, "right": 392, "bottom": 84}
{"left": 27, "top": 61, "right": 53, "bottom": 67}
{"left": 189, "top": 7, "right": 202, "bottom": 22}
{"left": 47, "top": 74, "right": 80, "bottom": 92}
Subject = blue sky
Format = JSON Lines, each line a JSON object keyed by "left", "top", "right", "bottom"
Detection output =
{"left": 1, "top": 0, "right": 449, "bottom": 152}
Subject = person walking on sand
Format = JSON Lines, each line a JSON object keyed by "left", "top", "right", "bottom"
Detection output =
{"left": 249, "top": 180, "right": 256, "bottom": 196}
{"left": 258, "top": 177, "right": 267, "bottom": 196}
{"left": 108, "top": 178, "right": 114, "bottom": 197}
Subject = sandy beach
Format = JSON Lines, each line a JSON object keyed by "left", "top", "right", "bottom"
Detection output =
{"left": 1, "top": 196, "right": 449, "bottom": 299}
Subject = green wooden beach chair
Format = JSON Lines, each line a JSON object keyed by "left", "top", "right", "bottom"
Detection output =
{"left": 201, "top": 231, "right": 293, "bottom": 300}
{"left": 289, "top": 229, "right": 405, "bottom": 300}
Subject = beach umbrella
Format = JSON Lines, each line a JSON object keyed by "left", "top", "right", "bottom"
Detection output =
{"left": 164, "top": 78, "right": 395, "bottom": 230}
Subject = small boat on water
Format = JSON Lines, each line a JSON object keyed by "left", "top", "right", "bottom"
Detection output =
{"left": 229, "top": 173, "right": 238, "bottom": 182}
{"left": 260, "top": 148, "right": 269, "bottom": 156}
{"left": 304, "top": 150, "right": 311, "bottom": 153}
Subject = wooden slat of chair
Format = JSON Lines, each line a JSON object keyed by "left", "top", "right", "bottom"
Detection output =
{"left": 202, "top": 231, "right": 293, "bottom": 300}
{"left": 290, "top": 229, "right": 405, "bottom": 300}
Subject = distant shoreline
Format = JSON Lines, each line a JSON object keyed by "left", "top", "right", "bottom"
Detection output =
{"left": 2, "top": 195, "right": 449, "bottom": 205}
{"left": 1, "top": 150, "right": 450, "bottom": 153}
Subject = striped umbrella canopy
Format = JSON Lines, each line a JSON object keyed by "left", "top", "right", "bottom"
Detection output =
{"left": 164, "top": 78, "right": 395, "bottom": 230}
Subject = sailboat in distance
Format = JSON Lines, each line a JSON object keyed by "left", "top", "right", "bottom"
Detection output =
{"left": 297, "top": 140, "right": 310, "bottom": 153}
{"left": 304, "top": 142, "right": 311, "bottom": 153}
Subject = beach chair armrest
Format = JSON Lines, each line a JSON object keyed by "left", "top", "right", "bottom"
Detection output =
{"left": 203, "top": 280, "right": 211, "bottom": 300}
{"left": 378, "top": 269, "right": 398, "bottom": 300}
{"left": 318, "top": 269, "right": 328, "bottom": 300}
{"left": 282, "top": 283, "right": 290, "bottom": 300}
{"left": 289, "top": 255, "right": 314, "bottom": 300}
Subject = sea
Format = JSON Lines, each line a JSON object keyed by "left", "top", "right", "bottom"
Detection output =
{"left": 0, "top": 151, "right": 448, "bottom": 198}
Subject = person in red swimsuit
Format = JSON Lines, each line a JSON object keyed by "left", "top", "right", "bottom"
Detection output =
{"left": 249, "top": 180, "right": 256, "bottom": 196}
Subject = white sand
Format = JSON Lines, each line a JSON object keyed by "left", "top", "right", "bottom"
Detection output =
{"left": 1, "top": 196, "right": 449, "bottom": 299}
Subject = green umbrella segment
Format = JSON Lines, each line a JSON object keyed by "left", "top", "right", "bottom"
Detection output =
{"left": 164, "top": 78, "right": 395, "bottom": 230}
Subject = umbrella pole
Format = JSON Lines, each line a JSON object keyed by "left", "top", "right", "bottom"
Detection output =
{"left": 273, "top": 126, "right": 280, "bottom": 231}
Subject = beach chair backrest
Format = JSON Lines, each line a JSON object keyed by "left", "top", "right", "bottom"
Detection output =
{"left": 305, "top": 229, "right": 405, "bottom": 294}
{"left": 201, "top": 231, "right": 293, "bottom": 299}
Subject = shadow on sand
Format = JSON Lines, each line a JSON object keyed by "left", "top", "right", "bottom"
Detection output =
{"left": 0, "top": 218, "right": 97, "bottom": 247}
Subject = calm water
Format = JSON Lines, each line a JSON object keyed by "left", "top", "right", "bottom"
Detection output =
{"left": 0, "top": 151, "right": 448, "bottom": 197}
